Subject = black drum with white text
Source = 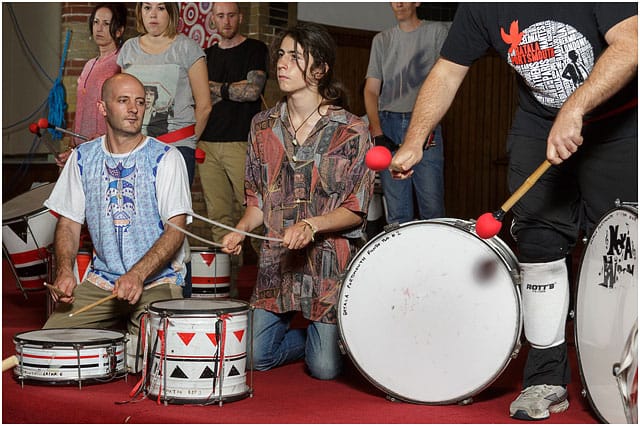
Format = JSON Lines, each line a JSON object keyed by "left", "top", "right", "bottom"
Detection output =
{"left": 13, "top": 328, "right": 126, "bottom": 385}
{"left": 338, "top": 219, "right": 523, "bottom": 404}
{"left": 144, "top": 298, "right": 251, "bottom": 404}
{"left": 575, "top": 203, "right": 637, "bottom": 424}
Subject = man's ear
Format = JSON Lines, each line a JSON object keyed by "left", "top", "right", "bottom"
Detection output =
{"left": 97, "top": 100, "right": 107, "bottom": 117}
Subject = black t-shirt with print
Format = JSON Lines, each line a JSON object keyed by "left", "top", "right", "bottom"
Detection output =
{"left": 442, "top": 3, "right": 637, "bottom": 140}
{"left": 201, "top": 38, "right": 269, "bottom": 142}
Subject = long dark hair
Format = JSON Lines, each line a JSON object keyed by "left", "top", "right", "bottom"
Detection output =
{"left": 89, "top": 3, "right": 128, "bottom": 48}
{"left": 271, "top": 22, "right": 349, "bottom": 110}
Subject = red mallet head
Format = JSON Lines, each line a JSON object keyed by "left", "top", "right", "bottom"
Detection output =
{"left": 195, "top": 147, "right": 206, "bottom": 164}
{"left": 475, "top": 212, "right": 502, "bottom": 239}
{"left": 365, "top": 146, "right": 392, "bottom": 171}
{"left": 37, "top": 118, "right": 50, "bottom": 129}
{"left": 28, "top": 123, "right": 40, "bottom": 135}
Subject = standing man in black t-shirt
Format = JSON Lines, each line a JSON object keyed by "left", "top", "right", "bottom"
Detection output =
{"left": 391, "top": 3, "right": 637, "bottom": 421}
{"left": 198, "top": 2, "right": 269, "bottom": 297}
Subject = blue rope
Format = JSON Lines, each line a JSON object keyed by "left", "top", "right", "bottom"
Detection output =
{"left": 46, "top": 29, "right": 71, "bottom": 141}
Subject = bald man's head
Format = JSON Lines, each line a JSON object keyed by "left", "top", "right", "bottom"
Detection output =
{"left": 101, "top": 73, "right": 145, "bottom": 101}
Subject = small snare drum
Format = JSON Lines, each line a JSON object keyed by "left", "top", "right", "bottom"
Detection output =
{"left": 339, "top": 219, "right": 522, "bottom": 404}
{"left": 143, "top": 298, "right": 252, "bottom": 404}
{"left": 13, "top": 328, "right": 127, "bottom": 387}
{"left": 190, "top": 247, "right": 231, "bottom": 298}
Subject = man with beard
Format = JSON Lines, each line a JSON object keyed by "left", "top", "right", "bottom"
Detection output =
{"left": 43, "top": 73, "right": 192, "bottom": 372}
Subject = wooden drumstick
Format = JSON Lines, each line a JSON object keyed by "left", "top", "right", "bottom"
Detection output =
{"left": 44, "top": 282, "right": 66, "bottom": 297}
{"left": 2, "top": 355, "right": 18, "bottom": 372}
{"left": 68, "top": 293, "right": 117, "bottom": 317}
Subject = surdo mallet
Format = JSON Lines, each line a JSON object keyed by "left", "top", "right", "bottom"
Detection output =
{"left": 475, "top": 159, "right": 552, "bottom": 239}
{"left": 37, "top": 117, "right": 90, "bottom": 142}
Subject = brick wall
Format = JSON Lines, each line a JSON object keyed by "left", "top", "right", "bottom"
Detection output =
{"left": 59, "top": 3, "right": 296, "bottom": 248}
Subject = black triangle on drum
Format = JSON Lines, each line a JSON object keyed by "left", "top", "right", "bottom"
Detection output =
{"left": 228, "top": 365, "right": 240, "bottom": 377}
{"left": 8, "top": 221, "right": 29, "bottom": 245}
{"left": 170, "top": 365, "right": 188, "bottom": 378}
{"left": 200, "top": 365, "right": 215, "bottom": 379}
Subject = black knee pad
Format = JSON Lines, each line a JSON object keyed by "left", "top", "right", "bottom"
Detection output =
{"left": 516, "top": 228, "right": 571, "bottom": 263}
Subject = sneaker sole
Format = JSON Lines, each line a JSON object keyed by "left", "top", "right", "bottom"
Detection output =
{"left": 510, "top": 399, "right": 569, "bottom": 421}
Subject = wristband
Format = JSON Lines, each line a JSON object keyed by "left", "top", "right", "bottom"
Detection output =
{"left": 220, "top": 82, "right": 230, "bottom": 100}
{"left": 301, "top": 219, "right": 317, "bottom": 242}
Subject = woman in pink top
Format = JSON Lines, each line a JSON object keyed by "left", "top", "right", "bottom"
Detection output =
{"left": 58, "top": 3, "right": 128, "bottom": 166}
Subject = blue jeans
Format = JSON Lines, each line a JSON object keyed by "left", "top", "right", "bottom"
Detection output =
{"left": 379, "top": 111, "right": 445, "bottom": 223}
{"left": 249, "top": 308, "right": 343, "bottom": 380}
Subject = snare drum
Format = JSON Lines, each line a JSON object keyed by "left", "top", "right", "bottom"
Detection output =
{"left": 338, "top": 219, "right": 522, "bottom": 404}
{"left": 190, "top": 247, "right": 231, "bottom": 298}
{"left": 13, "top": 328, "right": 127, "bottom": 386}
{"left": 575, "top": 203, "right": 637, "bottom": 424}
{"left": 2, "top": 183, "right": 58, "bottom": 291}
{"left": 144, "top": 298, "right": 251, "bottom": 404}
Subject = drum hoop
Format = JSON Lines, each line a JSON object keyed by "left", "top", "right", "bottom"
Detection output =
{"left": 338, "top": 219, "right": 523, "bottom": 404}
{"left": 574, "top": 205, "right": 638, "bottom": 423}
{"left": 2, "top": 207, "right": 52, "bottom": 225}
{"left": 14, "top": 328, "right": 126, "bottom": 347}
{"left": 148, "top": 298, "right": 250, "bottom": 315}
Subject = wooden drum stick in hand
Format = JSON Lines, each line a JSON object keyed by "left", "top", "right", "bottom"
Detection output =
{"left": 68, "top": 294, "right": 117, "bottom": 317}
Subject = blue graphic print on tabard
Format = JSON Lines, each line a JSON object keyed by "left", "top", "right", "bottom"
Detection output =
{"left": 105, "top": 160, "right": 136, "bottom": 259}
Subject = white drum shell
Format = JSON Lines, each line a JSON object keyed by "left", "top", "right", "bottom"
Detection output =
{"left": 13, "top": 329, "right": 126, "bottom": 382}
{"left": 190, "top": 247, "right": 231, "bottom": 298}
{"left": 146, "top": 299, "right": 250, "bottom": 403}
{"left": 338, "top": 219, "right": 522, "bottom": 404}
{"left": 576, "top": 205, "right": 638, "bottom": 424}
{"left": 2, "top": 183, "right": 58, "bottom": 290}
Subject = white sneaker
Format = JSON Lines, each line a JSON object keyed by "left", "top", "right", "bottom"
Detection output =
{"left": 509, "top": 384, "right": 569, "bottom": 420}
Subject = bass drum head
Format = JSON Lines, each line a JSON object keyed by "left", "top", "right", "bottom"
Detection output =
{"left": 576, "top": 205, "right": 638, "bottom": 424}
{"left": 339, "top": 220, "right": 522, "bottom": 404}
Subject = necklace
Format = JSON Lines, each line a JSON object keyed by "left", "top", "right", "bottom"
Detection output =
{"left": 288, "top": 102, "right": 320, "bottom": 146}
{"left": 106, "top": 135, "right": 145, "bottom": 180}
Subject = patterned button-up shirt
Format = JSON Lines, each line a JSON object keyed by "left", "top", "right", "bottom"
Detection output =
{"left": 246, "top": 101, "right": 374, "bottom": 323}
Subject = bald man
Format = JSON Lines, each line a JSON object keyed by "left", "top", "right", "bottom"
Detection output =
{"left": 43, "top": 73, "right": 192, "bottom": 372}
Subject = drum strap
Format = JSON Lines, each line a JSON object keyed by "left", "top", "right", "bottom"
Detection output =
{"left": 128, "top": 314, "right": 149, "bottom": 400}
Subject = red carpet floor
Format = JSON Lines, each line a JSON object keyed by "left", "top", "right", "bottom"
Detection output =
{"left": 2, "top": 259, "right": 600, "bottom": 423}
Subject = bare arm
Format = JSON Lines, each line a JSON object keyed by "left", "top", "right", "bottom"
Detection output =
{"left": 114, "top": 214, "right": 187, "bottom": 304}
{"left": 51, "top": 216, "right": 82, "bottom": 303}
{"left": 209, "top": 70, "right": 267, "bottom": 105}
{"left": 188, "top": 57, "right": 213, "bottom": 140}
{"left": 363, "top": 77, "right": 383, "bottom": 137}
{"left": 390, "top": 58, "right": 469, "bottom": 178}
{"left": 547, "top": 15, "right": 638, "bottom": 164}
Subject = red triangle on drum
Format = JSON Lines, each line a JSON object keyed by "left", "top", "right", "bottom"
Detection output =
{"left": 234, "top": 330, "right": 245, "bottom": 343}
{"left": 206, "top": 333, "right": 218, "bottom": 346}
{"left": 200, "top": 252, "right": 215, "bottom": 267}
{"left": 177, "top": 332, "right": 195, "bottom": 346}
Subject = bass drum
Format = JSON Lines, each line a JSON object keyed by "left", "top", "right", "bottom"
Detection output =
{"left": 575, "top": 202, "right": 637, "bottom": 424}
{"left": 338, "top": 219, "right": 522, "bottom": 404}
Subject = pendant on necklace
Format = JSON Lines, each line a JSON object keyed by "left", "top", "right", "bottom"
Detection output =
{"left": 292, "top": 138, "right": 298, "bottom": 146}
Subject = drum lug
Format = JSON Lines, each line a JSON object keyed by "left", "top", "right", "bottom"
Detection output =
{"left": 581, "top": 388, "right": 587, "bottom": 398}
{"left": 337, "top": 339, "right": 346, "bottom": 356}
{"left": 458, "top": 397, "right": 474, "bottom": 406}
{"left": 383, "top": 222, "right": 401, "bottom": 233}
{"left": 511, "top": 341, "right": 522, "bottom": 359}
{"left": 568, "top": 309, "right": 575, "bottom": 320}
{"left": 385, "top": 394, "right": 400, "bottom": 403}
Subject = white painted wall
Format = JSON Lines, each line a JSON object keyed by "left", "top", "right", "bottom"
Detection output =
{"left": 298, "top": 3, "right": 396, "bottom": 32}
